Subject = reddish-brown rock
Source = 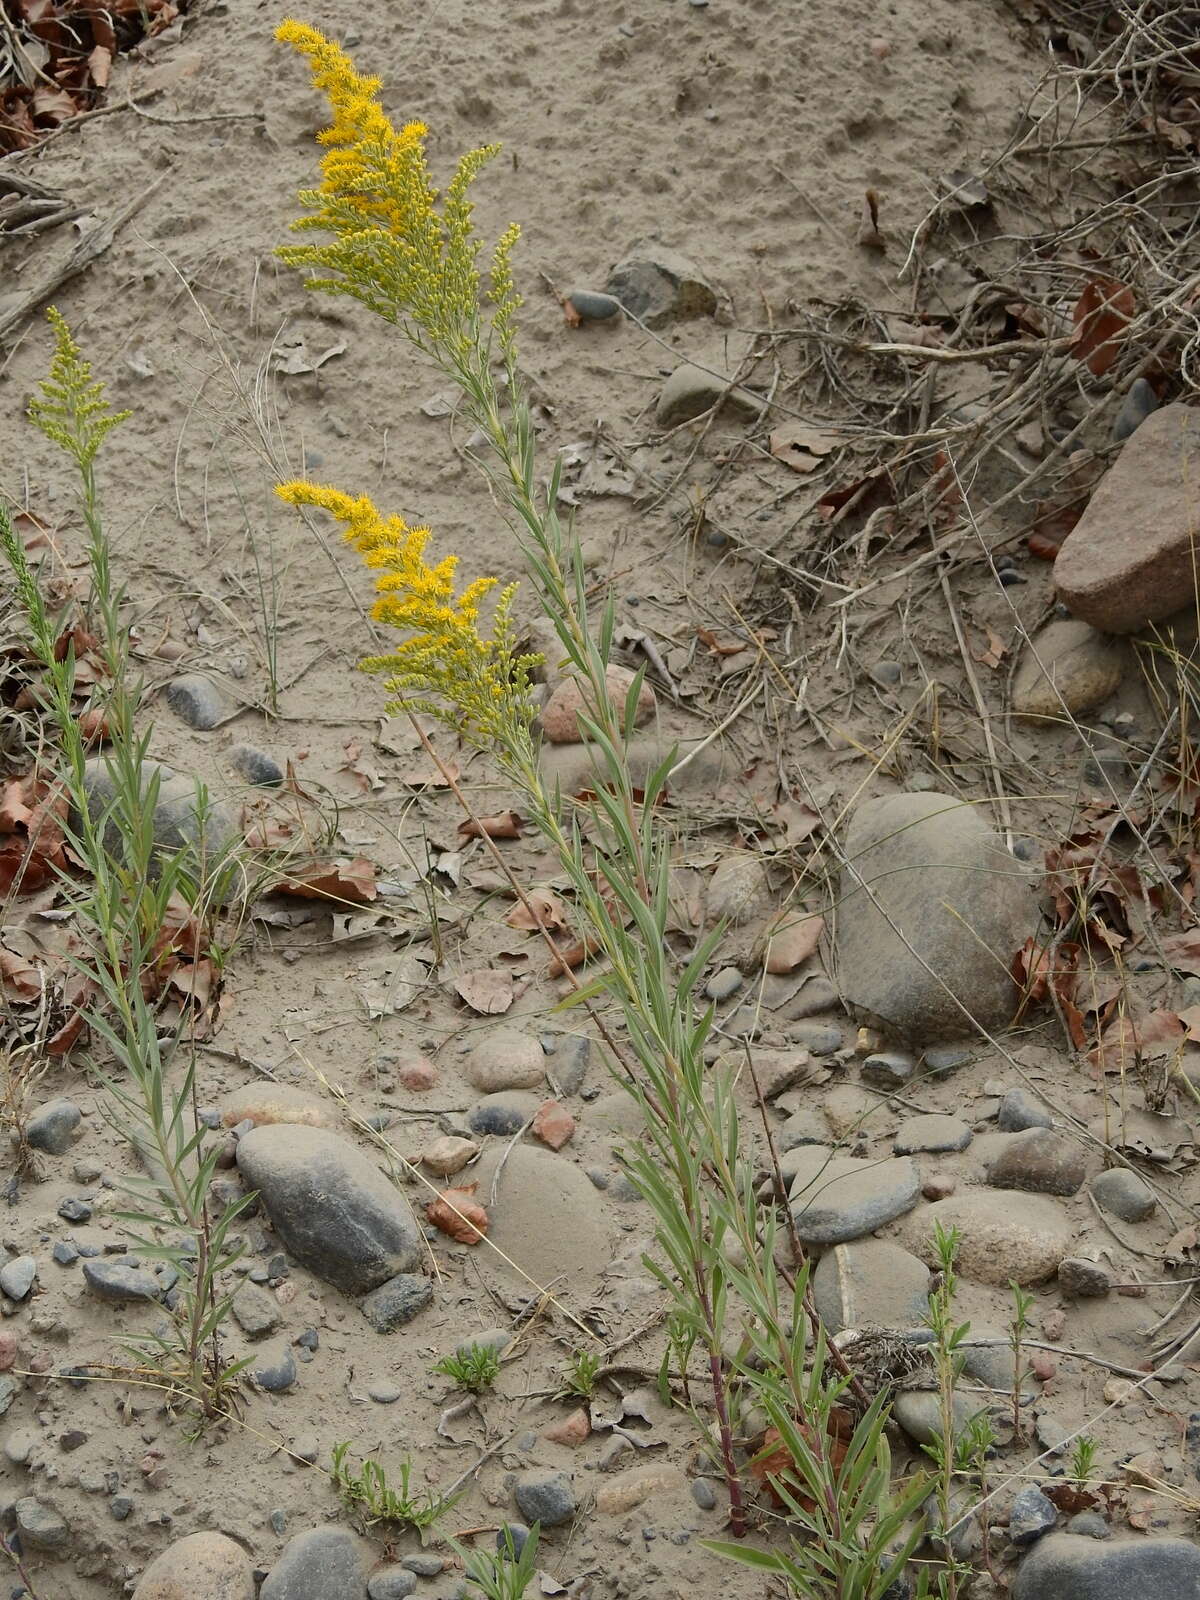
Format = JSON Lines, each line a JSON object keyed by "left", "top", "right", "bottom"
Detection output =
{"left": 538, "top": 666, "right": 656, "bottom": 744}
{"left": 1055, "top": 403, "right": 1200, "bottom": 632}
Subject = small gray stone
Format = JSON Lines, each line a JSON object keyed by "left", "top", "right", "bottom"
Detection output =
{"left": 361, "top": 1273, "right": 433, "bottom": 1333}
{"left": 253, "top": 1345, "right": 297, "bottom": 1393}
{"left": 72, "top": 1158, "right": 103, "bottom": 1182}
{"left": 4, "top": 1430, "right": 33, "bottom": 1464}
{"left": 861, "top": 1051, "right": 914, "bottom": 1090}
{"left": 812, "top": 1239, "right": 931, "bottom": 1334}
{"left": 401, "top": 1555, "right": 444, "bottom": 1577}
{"left": 922, "top": 1043, "right": 974, "bottom": 1076}
{"left": 707, "top": 855, "right": 772, "bottom": 926}
{"left": 539, "top": 1033, "right": 593, "bottom": 1095}
{"left": 894, "top": 1115, "right": 972, "bottom": 1155}
{"left": 368, "top": 1380, "right": 402, "bottom": 1404}
{"left": 368, "top": 1572, "right": 418, "bottom": 1600}
{"left": 893, "top": 1390, "right": 984, "bottom": 1447}
{"left": 1058, "top": 1257, "right": 1111, "bottom": 1298}
{"left": 25, "top": 1098, "right": 81, "bottom": 1155}
{"left": 496, "top": 1523, "right": 531, "bottom": 1560}
{"left": 229, "top": 744, "right": 284, "bottom": 787}
{"left": 261, "top": 1527, "right": 374, "bottom": 1600}
{"left": 705, "top": 967, "right": 744, "bottom": 1002}
{"left": 232, "top": 1283, "right": 281, "bottom": 1340}
{"left": 1012, "top": 1533, "right": 1200, "bottom": 1600}
{"left": 83, "top": 1261, "right": 159, "bottom": 1303}
{"left": 164, "top": 673, "right": 227, "bottom": 730}
{"left": 468, "top": 1092, "right": 540, "bottom": 1137}
{"left": 78, "top": 758, "right": 237, "bottom": 881}
{"left": 0, "top": 1256, "right": 36, "bottom": 1302}
{"left": 15, "top": 1496, "right": 69, "bottom": 1551}
{"left": 1090, "top": 1168, "right": 1156, "bottom": 1223}
{"left": 782, "top": 977, "right": 840, "bottom": 1019}
{"left": 777, "top": 1108, "right": 828, "bottom": 1152}
{"left": 0, "top": 1376, "right": 18, "bottom": 1416}
{"left": 109, "top": 1495, "right": 133, "bottom": 1520}
{"left": 464, "top": 1029, "right": 546, "bottom": 1093}
{"left": 999, "top": 1090, "right": 1053, "bottom": 1132}
{"left": 1113, "top": 377, "right": 1158, "bottom": 442}
{"left": 565, "top": 289, "right": 622, "bottom": 323}
{"left": 514, "top": 1469, "right": 575, "bottom": 1528}
{"left": 789, "top": 1149, "right": 921, "bottom": 1245}
{"left": 58, "top": 1197, "right": 91, "bottom": 1223}
{"left": 604, "top": 240, "right": 722, "bottom": 327}
{"left": 691, "top": 1478, "right": 717, "bottom": 1510}
{"left": 787, "top": 1023, "right": 843, "bottom": 1056}
{"left": 1065, "top": 1511, "right": 1110, "bottom": 1540}
{"left": 655, "top": 364, "right": 762, "bottom": 428}
{"left": 1009, "top": 1486, "right": 1058, "bottom": 1546}
{"left": 987, "top": 1128, "right": 1086, "bottom": 1197}
{"left": 1082, "top": 746, "right": 1127, "bottom": 788}
{"left": 236, "top": 1125, "right": 422, "bottom": 1296}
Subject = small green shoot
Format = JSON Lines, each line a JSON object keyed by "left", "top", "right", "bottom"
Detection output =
{"left": 557, "top": 1347, "right": 601, "bottom": 1401}
{"left": 449, "top": 1524, "right": 541, "bottom": 1600}
{"left": 331, "top": 1442, "right": 458, "bottom": 1539}
{"left": 1071, "top": 1434, "right": 1098, "bottom": 1490}
{"left": 432, "top": 1341, "right": 501, "bottom": 1394}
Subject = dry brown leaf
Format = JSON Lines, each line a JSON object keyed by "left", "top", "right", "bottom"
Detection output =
{"left": 768, "top": 421, "right": 843, "bottom": 473}
{"left": 452, "top": 967, "right": 514, "bottom": 1015}
{"left": 1072, "top": 277, "right": 1135, "bottom": 377}
{"left": 505, "top": 888, "right": 569, "bottom": 933}
{"left": 1162, "top": 929, "right": 1200, "bottom": 978}
{"left": 0, "top": 947, "right": 41, "bottom": 1002}
{"left": 972, "top": 627, "right": 1008, "bottom": 669}
{"left": 764, "top": 914, "right": 825, "bottom": 975}
{"left": 278, "top": 857, "right": 378, "bottom": 905}
{"left": 458, "top": 811, "right": 523, "bottom": 841}
{"left": 427, "top": 1183, "right": 489, "bottom": 1245}
{"left": 547, "top": 933, "right": 602, "bottom": 976}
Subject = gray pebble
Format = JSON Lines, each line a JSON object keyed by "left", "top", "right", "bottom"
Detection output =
{"left": 539, "top": 1033, "right": 593, "bottom": 1095}
{"left": 0, "top": 1377, "right": 18, "bottom": 1416}
{"left": 229, "top": 744, "right": 284, "bottom": 787}
{"left": 58, "top": 1198, "right": 92, "bottom": 1223}
{"left": 998, "top": 1089, "right": 1053, "bottom": 1132}
{"left": 787, "top": 1023, "right": 843, "bottom": 1056}
{"left": 1009, "top": 1485, "right": 1057, "bottom": 1545}
{"left": 72, "top": 1159, "right": 103, "bottom": 1183}
{"left": 164, "top": 673, "right": 227, "bottom": 730}
{"left": 82, "top": 1261, "right": 159, "bottom": 1303}
{"left": 691, "top": 1478, "right": 717, "bottom": 1510}
{"left": 253, "top": 1345, "right": 298, "bottom": 1392}
{"left": 496, "top": 1523, "right": 531, "bottom": 1560}
{"left": 232, "top": 1282, "right": 282, "bottom": 1340}
{"left": 468, "top": 1092, "right": 539, "bottom": 1137}
{"left": 402, "top": 1554, "right": 445, "bottom": 1576}
{"left": 869, "top": 660, "right": 902, "bottom": 687}
{"left": 109, "top": 1495, "right": 134, "bottom": 1521}
{"left": 368, "top": 1380, "right": 403, "bottom": 1404}
{"left": 1058, "top": 1257, "right": 1111, "bottom": 1298}
{"left": 15, "top": 1496, "right": 70, "bottom": 1550}
{"left": 4, "top": 1430, "right": 33, "bottom": 1465}
{"left": 0, "top": 1256, "right": 36, "bottom": 1302}
{"left": 705, "top": 967, "right": 743, "bottom": 1002}
{"left": 25, "top": 1098, "right": 81, "bottom": 1156}
{"left": 515, "top": 1470, "right": 575, "bottom": 1527}
{"left": 1113, "top": 377, "right": 1158, "bottom": 442}
{"left": 1091, "top": 1167, "right": 1156, "bottom": 1223}
{"left": 861, "top": 1052, "right": 914, "bottom": 1090}
{"left": 1065, "top": 1510, "right": 1111, "bottom": 1539}
{"left": 565, "top": 289, "right": 622, "bottom": 323}
{"left": 270, "top": 1508, "right": 288, "bottom": 1535}
{"left": 361, "top": 1273, "right": 434, "bottom": 1333}
{"left": 369, "top": 1572, "right": 418, "bottom": 1600}
{"left": 922, "top": 1043, "right": 974, "bottom": 1075}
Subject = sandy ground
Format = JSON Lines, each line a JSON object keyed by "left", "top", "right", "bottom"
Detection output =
{"left": 2, "top": 0, "right": 1199, "bottom": 1595}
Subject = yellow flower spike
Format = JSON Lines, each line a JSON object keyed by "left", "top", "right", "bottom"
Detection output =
{"left": 275, "top": 19, "right": 517, "bottom": 359}
{"left": 276, "top": 480, "right": 538, "bottom": 739}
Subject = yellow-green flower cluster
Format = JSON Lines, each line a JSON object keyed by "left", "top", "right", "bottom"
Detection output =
{"left": 276, "top": 20, "right": 520, "bottom": 362}
{"left": 27, "top": 307, "right": 131, "bottom": 471}
{"left": 277, "top": 480, "right": 536, "bottom": 740}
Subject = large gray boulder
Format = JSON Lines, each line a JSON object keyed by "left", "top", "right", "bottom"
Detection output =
{"left": 236, "top": 1126, "right": 422, "bottom": 1295}
{"left": 261, "top": 1528, "right": 372, "bottom": 1600}
{"left": 836, "top": 791, "right": 1033, "bottom": 1043}
{"left": 1013, "top": 1533, "right": 1200, "bottom": 1600}
{"left": 78, "top": 758, "right": 237, "bottom": 879}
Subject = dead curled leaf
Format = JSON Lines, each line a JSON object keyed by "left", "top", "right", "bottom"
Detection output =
{"left": 452, "top": 967, "right": 514, "bottom": 1015}
{"left": 1071, "top": 276, "right": 1135, "bottom": 377}
{"left": 458, "top": 811, "right": 523, "bottom": 841}
{"left": 505, "top": 888, "right": 569, "bottom": 934}
{"left": 768, "top": 421, "right": 843, "bottom": 473}
{"left": 277, "top": 857, "right": 378, "bottom": 905}
{"left": 427, "top": 1183, "right": 489, "bottom": 1245}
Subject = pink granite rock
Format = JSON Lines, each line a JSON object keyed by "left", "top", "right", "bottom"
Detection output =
{"left": 1055, "top": 403, "right": 1200, "bottom": 632}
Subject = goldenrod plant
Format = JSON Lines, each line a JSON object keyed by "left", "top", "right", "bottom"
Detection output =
{"left": 276, "top": 22, "right": 928, "bottom": 1589}
{"left": 1, "top": 311, "right": 251, "bottom": 1426}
